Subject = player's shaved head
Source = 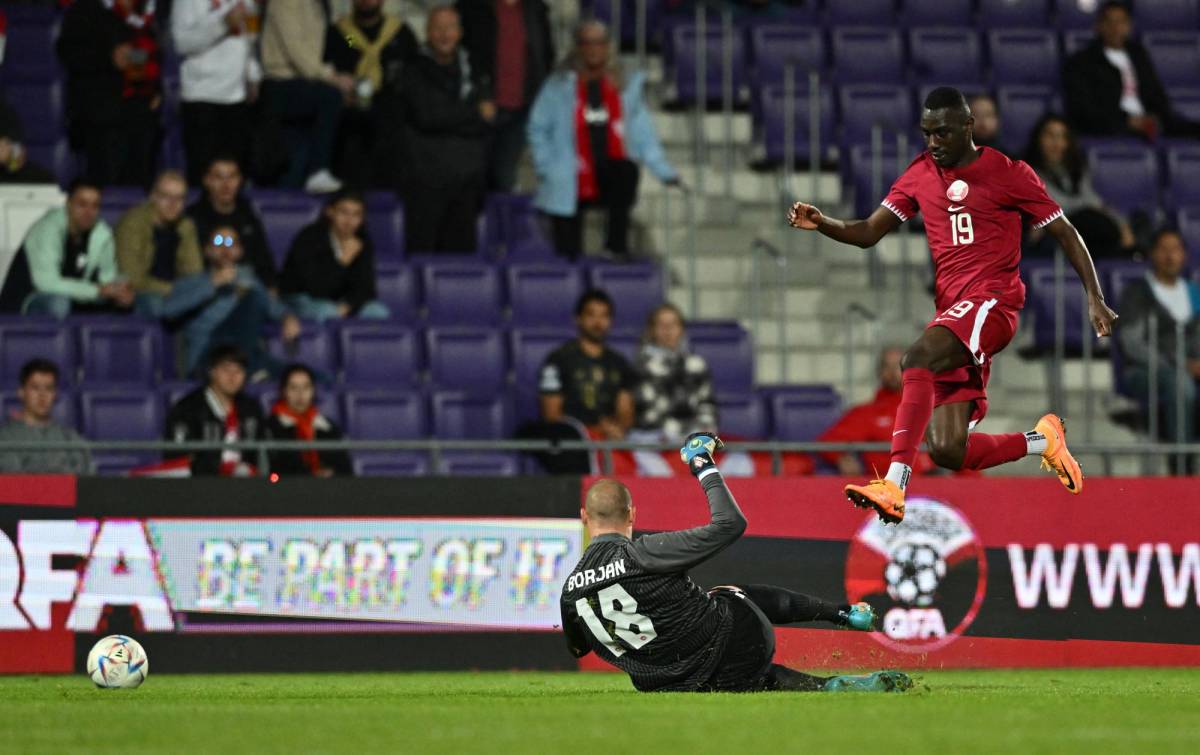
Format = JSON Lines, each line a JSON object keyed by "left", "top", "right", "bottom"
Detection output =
{"left": 583, "top": 479, "right": 634, "bottom": 531}
{"left": 924, "top": 87, "right": 970, "bottom": 117}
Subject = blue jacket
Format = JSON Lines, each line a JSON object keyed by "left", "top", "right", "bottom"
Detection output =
{"left": 527, "top": 69, "right": 677, "bottom": 217}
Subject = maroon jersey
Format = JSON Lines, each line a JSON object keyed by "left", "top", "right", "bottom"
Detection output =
{"left": 881, "top": 147, "right": 1063, "bottom": 312}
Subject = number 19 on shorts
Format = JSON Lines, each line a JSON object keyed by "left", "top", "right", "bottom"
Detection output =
{"left": 951, "top": 212, "right": 974, "bottom": 245}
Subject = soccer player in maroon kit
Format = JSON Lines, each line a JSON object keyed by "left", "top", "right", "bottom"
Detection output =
{"left": 788, "top": 87, "right": 1119, "bottom": 524}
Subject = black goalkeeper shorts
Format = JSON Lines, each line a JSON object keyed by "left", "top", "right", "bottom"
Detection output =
{"left": 702, "top": 587, "right": 777, "bottom": 692}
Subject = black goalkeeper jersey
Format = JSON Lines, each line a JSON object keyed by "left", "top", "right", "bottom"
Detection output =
{"left": 559, "top": 472, "right": 748, "bottom": 691}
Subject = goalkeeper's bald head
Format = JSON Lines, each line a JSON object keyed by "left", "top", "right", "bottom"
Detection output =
{"left": 583, "top": 479, "right": 635, "bottom": 537}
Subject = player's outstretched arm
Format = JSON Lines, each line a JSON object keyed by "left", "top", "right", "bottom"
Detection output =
{"left": 632, "top": 434, "right": 747, "bottom": 574}
{"left": 788, "top": 203, "right": 901, "bottom": 249}
{"left": 1045, "top": 216, "right": 1118, "bottom": 337}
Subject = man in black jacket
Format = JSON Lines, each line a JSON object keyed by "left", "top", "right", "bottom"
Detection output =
{"left": 1063, "top": 1, "right": 1200, "bottom": 140}
{"left": 165, "top": 345, "right": 265, "bottom": 476}
{"left": 57, "top": 0, "right": 162, "bottom": 186}
{"left": 457, "top": 0, "right": 554, "bottom": 191}
{"left": 400, "top": 6, "right": 490, "bottom": 253}
{"left": 187, "top": 156, "right": 277, "bottom": 291}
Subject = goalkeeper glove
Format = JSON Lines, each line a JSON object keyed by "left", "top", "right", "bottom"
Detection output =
{"left": 838, "top": 602, "right": 876, "bottom": 631}
{"left": 680, "top": 432, "right": 724, "bottom": 477}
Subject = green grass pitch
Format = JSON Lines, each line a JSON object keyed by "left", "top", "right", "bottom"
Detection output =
{"left": 2, "top": 669, "right": 1198, "bottom": 754}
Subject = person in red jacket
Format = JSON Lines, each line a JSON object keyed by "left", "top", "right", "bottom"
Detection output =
{"left": 818, "top": 346, "right": 934, "bottom": 477}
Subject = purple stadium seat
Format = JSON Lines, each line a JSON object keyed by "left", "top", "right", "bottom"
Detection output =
{"left": 425, "top": 328, "right": 507, "bottom": 394}
{"left": 606, "top": 329, "right": 639, "bottom": 363}
{"left": 1143, "top": 32, "right": 1200, "bottom": 88}
{"left": 996, "top": 86, "right": 1057, "bottom": 154}
{"left": 509, "top": 328, "right": 572, "bottom": 423}
{"left": 587, "top": 262, "right": 663, "bottom": 330}
{"left": 23, "top": 139, "right": 75, "bottom": 187}
{"left": 435, "top": 451, "right": 520, "bottom": 477}
{"left": 824, "top": 0, "right": 895, "bottom": 26}
{"left": 373, "top": 260, "right": 419, "bottom": 322}
{"left": 421, "top": 263, "right": 503, "bottom": 325}
{"left": 0, "top": 389, "right": 76, "bottom": 428}
{"left": 903, "top": 0, "right": 972, "bottom": 27}
{"left": 97, "top": 187, "right": 146, "bottom": 229}
{"left": 749, "top": 26, "right": 825, "bottom": 87}
{"left": 838, "top": 84, "right": 913, "bottom": 149}
{"left": 267, "top": 321, "right": 335, "bottom": 375}
{"left": 1166, "top": 145, "right": 1200, "bottom": 211}
{"left": 989, "top": 30, "right": 1060, "bottom": 88}
{"left": 665, "top": 23, "right": 748, "bottom": 105}
{"left": 430, "top": 391, "right": 513, "bottom": 439}
{"left": 1062, "top": 29, "right": 1095, "bottom": 56}
{"left": 1086, "top": 143, "right": 1160, "bottom": 216}
{"left": 1104, "top": 260, "right": 1149, "bottom": 304}
{"left": 1137, "top": 0, "right": 1199, "bottom": 30}
{"left": 1023, "top": 261, "right": 1093, "bottom": 353}
{"left": 76, "top": 319, "right": 160, "bottom": 385}
{"left": 255, "top": 197, "right": 321, "bottom": 268}
{"left": 586, "top": 0, "right": 668, "bottom": 49}
{"left": 767, "top": 391, "right": 842, "bottom": 441}
{"left": 79, "top": 390, "right": 163, "bottom": 440}
{"left": 715, "top": 392, "right": 767, "bottom": 439}
{"left": 2, "top": 18, "right": 60, "bottom": 78}
{"left": 1057, "top": 0, "right": 1098, "bottom": 29}
{"left": 343, "top": 391, "right": 428, "bottom": 439}
{"left": 848, "top": 143, "right": 920, "bottom": 219}
{"left": 1179, "top": 208, "right": 1200, "bottom": 255}
{"left": 4, "top": 78, "right": 64, "bottom": 144}
{"left": 830, "top": 28, "right": 904, "bottom": 84}
{"left": 1171, "top": 87, "right": 1200, "bottom": 121}
{"left": 752, "top": 84, "right": 836, "bottom": 164}
{"left": 366, "top": 207, "right": 404, "bottom": 258}
{"left": 352, "top": 452, "right": 429, "bottom": 476}
{"left": 507, "top": 264, "right": 585, "bottom": 326}
{"left": 688, "top": 321, "right": 753, "bottom": 393}
{"left": 337, "top": 323, "right": 421, "bottom": 386}
{"left": 497, "top": 194, "right": 556, "bottom": 261}
{"left": 0, "top": 317, "right": 77, "bottom": 386}
{"left": 978, "top": 0, "right": 1052, "bottom": 27}
{"left": 909, "top": 28, "right": 983, "bottom": 87}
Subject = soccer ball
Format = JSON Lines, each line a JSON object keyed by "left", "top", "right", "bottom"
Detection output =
{"left": 87, "top": 635, "right": 149, "bottom": 689}
{"left": 884, "top": 543, "right": 947, "bottom": 607}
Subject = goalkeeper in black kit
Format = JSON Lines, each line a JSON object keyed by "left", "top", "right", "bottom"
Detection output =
{"left": 560, "top": 433, "right": 913, "bottom": 693}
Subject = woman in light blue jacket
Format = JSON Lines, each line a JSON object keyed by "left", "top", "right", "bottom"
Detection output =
{"left": 526, "top": 20, "right": 677, "bottom": 260}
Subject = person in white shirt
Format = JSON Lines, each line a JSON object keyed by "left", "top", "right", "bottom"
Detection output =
{"left": 172, "top": 0, "right": 262, "bottom": 185}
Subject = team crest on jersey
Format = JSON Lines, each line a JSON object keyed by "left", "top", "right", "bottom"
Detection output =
{"left": 946, "top": 180, "right": 969, "bottom": 202}
{"left": 843, "top": 497, "right": 987, "bottom": 652}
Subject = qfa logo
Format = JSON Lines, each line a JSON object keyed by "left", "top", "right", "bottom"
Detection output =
{"left": 844, "top": 497, "right": 986, "bottom": 652}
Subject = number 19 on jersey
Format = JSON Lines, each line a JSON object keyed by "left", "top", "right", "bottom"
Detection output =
{"left": 951, "top": 212, "right": 974, "bottom": 246}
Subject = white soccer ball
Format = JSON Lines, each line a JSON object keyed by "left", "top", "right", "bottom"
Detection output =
{"left": 87, "top": 635, "right": 149, "bottom": 689}
{"left": 884, "top": 543, "right": 947, "bottom": 608}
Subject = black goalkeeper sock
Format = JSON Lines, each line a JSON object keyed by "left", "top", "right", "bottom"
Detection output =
{"left": 739, "top": 584, "right": 848, "bottom": 626}
{"left": 764, "top": 664, "right": 830, "bottom": 692}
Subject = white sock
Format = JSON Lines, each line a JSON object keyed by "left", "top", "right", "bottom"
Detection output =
{"left": 885, "top": 462, "right": 911, "bottom": 491}
{"left": 1025, "top": 430, "right": 1047, "bottom": 456}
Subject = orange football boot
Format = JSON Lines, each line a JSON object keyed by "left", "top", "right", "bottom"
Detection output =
{"left": 1035, "top": 413, "right": 1083, "bottom": 494}
{"left": 844, "top": 479, "right": 906, "bottom": 524}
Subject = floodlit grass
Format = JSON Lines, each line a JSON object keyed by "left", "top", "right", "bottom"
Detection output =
{"left": 2, "top": 669, "right": 1198, "bottom": 754}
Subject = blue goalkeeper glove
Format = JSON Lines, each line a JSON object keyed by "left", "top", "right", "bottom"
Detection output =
{"left": 680, "top": 432, "right": 724, "bottom": 477}
{"left": 838, "top": 602, "right": 876, "bottom": 631}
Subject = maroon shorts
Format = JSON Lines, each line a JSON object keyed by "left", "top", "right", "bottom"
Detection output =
{"left": 926, "top": 297, "right": 1020, "bottom": 426}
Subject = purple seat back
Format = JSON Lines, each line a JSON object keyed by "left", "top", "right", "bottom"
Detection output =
{"left": 824, "top": 0, "right": 895, "bottom": 26}
{"left": 587, "top": 264, "right": 663, "bottom": 331}
{"left": 689, "top": 322, "right": 753, "bottom": 393}
{"left": 1143, "top": 32, "right": 1200, "bottom": 88}
{"left": 343, "top": 391, "right": 428, "bottom": 439}
{"left": 425, "top": 328, "right": 507, "bottom": 394}
{"left": 830, "top": 28, "right": 904, "bottom": 84}
{"left": 768, "top": 391, "right": 842, "bottom": 441}
{"left": 909, "top": 28, "right": 983, "bottom": 86}
{"left": 80, "top": 390, "right": 163, "bottom": 440}
{"left": 1166, "top": 145, "right": 1200, "bottom": 211}
{"left": 509, "top": 328, "right": 572, "bottom": 423}
{"left": 848, "top": 143, "right": 919, "bottom": 219}
{"left": 421, "top": 263, "right": 503, "bottom": 325}
{"left": 267, "top": 321, "right": 336, "bottom": 374}
{"left": 989, "top": 30, "right": 1060, "bottom": 88}
{"left": 1137, "top": 0, "right": 1199, "bottom": 30}
{"left": 838, "top": 84, "right": 913, "bottom": 149}
{"left": 1171, "top": 86, "right": 1200, "bottom": 121}
{"left": 903, "top": 0, "right": 971, "bottom": 26}
{"left": 749, "top": 26, "right": 824, "bottom": 86}
{"left": 353, "top": 452, "right": 429, "bottom": 476}
{"left": 430, "top": 391, "right": 513, "bottom": 439}
{"left": 1057, "top": 0, "right": 1098, "bottom": 29}
{"left": 754, "top": 84, "right": 836, "bottom": 164}
{"left": 374, "top": 260, "right": 419, "bottom": 322}
{"left": 367, "top": 207, "right": 404, "bottom": 258}
{"left": 666, "top": 24, "right": 748, "bottom": 105}
{"left": 1087, "top": 143, "right": 1160, "bottom": 216}
{"left": 76, "top": 319, "right": 160, "bottom": 385}
{"left": 1178, "top": 208, "right": 1200, "bottom": 256}
{"left": 0, "top": 317, "right": 77, "bottom": 386}
{"left": 978, "top": 0, "right": 1052, "bottom": 27}
{"left": 715, "top": 392, "right": 767, "bottom": 439}
{"left": 1024, "top": 260, "right": 1092, "bottom": 353}
{"left": 996, "top": 86, "right": 1057, "bottom": 154}
{"left": 435, "top": 451, "right": 520, "bottom": 477}
{"left": 337, "top": 323, "right": 421, "bottom": 386}
{"left": 507, "top": 264, "right": 585, "bottom": 326}
{"left": 606, "top": 330, "right": 639, "bottom": 364}
{"left": 255, "top": 198, "right": 321, "bottom": 268}
{"left": 4, "top": 77, "right": 64, "bottom": 144}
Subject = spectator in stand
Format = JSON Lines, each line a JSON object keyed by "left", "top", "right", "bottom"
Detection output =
{"left": 632, "top": 303, "right": 716, "bottom": 442}
{"left": 165, "top": 345, "right": 264, "bottom": 476}
{"left": 969, "top": 93, "right": 1005, "bottom": 155}
{"left": 0, "top": 359, "right": 93, "bottom": 475}
{"left": 187, "top": 155, "right": 277, "bottom": 291}
{"left": 817, "top": 346, "right": 934, "bottom": 477}
{"left": 57, "top": 0, "right": 162, "bottom": 187}
{"left": 279, "top": 190, "right": 389, "bottom": 322}
{"left": 1117, "top": 229, "right": 1200, "bottom": 473}
{"left": 400, "top": 6, "right": 490, "bottom": 253}
{"left": 457, "top": 0, "right": 555, "bottom": 191}
{"left": 0, "top": 97, "right": 54, "bottom": 184}
{"left": 0, "top": 178, "right": 135, "bottom": 317}
{"left": 1063, "top": 1, "right": 1200, "bottom": 140}
{"left": 115, "top": 170, "right": 203, "bottom": 317}
{"left": 528, "top": 20, "right": 678, "bottom": 261}
{"left": 171, "top": 0, "right": 262, "bottom": 185}
{"left": 326, "top": 0, "right": 417, "bottom": 189}
{"left": 265, "top": 364, "right": 352, "bottom": 477}
{"left": 1023, "top": 114, "right": 1135, "bottom": 259}
{"left": 259, "top": 0, "right": 353, "bottom": 193}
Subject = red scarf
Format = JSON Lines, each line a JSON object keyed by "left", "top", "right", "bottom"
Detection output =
{"left": 103, "top": 0, "right": 161, "bottom": 101}
{"left": 217, "top": 397, "right": 243, "bottom": 476}
{"left": 575, "top": 75, "right": 626, "bottom": 202}
{"left": 272, "top": 401, "right": 323, "bottom": 476}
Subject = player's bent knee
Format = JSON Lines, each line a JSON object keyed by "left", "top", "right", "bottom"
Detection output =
{"left": 928, "top": 438, "right": 966, "bottom": 470}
